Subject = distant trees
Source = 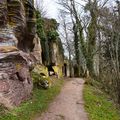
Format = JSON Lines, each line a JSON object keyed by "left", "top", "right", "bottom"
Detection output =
{"left": 58, "top": 0, "right": 120, "bottom": 103}
{"left": 98, "top": 1, "right": 120, "bottom": 103}
{"left": 59, "top": 11, "right": 74, "bottom": 77}
{"left": 58, "top": 0, "right": 87, "bottom": 77}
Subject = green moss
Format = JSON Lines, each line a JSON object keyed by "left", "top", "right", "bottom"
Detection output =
{"left": 0, "top": 79, "right": 64, "bottom": 120}
{"left": 32, "top": 65, "right": 49, "bottom": 77}
{"left": 83, "top": 84, "right": 120, "bottom": 120}
{"left": 52, "top": 66, "right": 63, "bottom": 78}
{"left": 31, "top": 65, "right": 51, "bottom": 89}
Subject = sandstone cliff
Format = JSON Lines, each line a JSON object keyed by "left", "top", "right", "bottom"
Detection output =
{"left": 0, "top": 0, "right": 39, "bottom": 108}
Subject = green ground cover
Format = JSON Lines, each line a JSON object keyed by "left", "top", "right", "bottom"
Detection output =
{"left": 0, "top": 78, "right": 64, "bottom": 120}
{"left": 84, "top": 84, "right": 120, "bottom": 120}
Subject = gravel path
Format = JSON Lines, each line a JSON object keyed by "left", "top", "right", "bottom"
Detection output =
{"left": 35, "top": 78, "right": 88, "bottom": 120}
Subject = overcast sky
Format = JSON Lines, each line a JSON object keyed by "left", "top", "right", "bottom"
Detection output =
{"left": 35, "top": 0, "right": 88, "bottom": 21}
{"left": 35, "top": 0, "right": 115, "bottom": 20}
{"left": 35, "top": 0, "right": 59, "bottom": 19}
{"left": 43, "top": 0, "right": 59, "bottom": 19}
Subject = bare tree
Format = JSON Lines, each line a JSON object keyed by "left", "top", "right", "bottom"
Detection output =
{"left": 59, "top": 11, "right": 74, "bottom": 77}
{"left": 58, "top": 0, "right": 87, "bottom": 77}
{"left": 35, "top": 0, "right": 47, "bottom": 17}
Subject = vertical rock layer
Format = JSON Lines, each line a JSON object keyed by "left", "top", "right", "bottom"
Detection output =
{"left": 0, "top": 0, "right": 37, "bottom": 108}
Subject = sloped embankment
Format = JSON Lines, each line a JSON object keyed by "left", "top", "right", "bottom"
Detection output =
{"left": 83, "top": 83, "right": 120, "bottom": 120}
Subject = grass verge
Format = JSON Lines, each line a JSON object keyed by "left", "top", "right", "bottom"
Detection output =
{"left": 0, "top": 78, "right": 64, "bottom": 120}
{"left": 83, "top": 84, "right": 120, "bottom": 120}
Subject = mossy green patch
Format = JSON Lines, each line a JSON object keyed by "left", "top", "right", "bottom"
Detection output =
{"left": 83, "top": 84, "right": 120, "bottom": 120}
{"left": 52, "top": 66, "right": 63, "bottom": 78}
{"left": 0, "top": 79, "right": 64, "bottom": 120}
{"left": 31, "top": 64, "right": 51, "bottom": 88}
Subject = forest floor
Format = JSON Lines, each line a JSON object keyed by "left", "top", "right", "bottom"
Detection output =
{"left": 34, "top": 78, "right": 88, "bottom": 120}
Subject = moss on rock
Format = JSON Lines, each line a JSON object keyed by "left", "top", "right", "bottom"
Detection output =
{"left": 32, "top": 65, "right": 51, "bottom": 89}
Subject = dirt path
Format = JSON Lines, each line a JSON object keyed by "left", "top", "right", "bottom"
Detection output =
{"left": 35, "top": 78, "right": 88, "bottom": 120}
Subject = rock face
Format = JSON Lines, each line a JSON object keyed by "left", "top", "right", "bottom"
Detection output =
{"left": 32, "top": 34, "right": 42, "bottom": 64}
{"left": 42, "top": 18, "right": 64, "bottom": 65}
{"left": 0, "top": 0, "right": 36, "bottom": 51}
{"left": 0, "top": 0, "right": 37, "bottom": 108}
{"left": 0, "top": 51, "right": 33, "bottom": 108}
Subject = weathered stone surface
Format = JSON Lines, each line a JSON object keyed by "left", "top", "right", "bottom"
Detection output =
{"left": 0, "top": 0, "right": 37, "bottom": 108}
{"left": 42, "top": 18, "right": 64, "bottom": 66}
{"left": 0, "top": 81, "right": 9, "bottom": 92}
{"left": 0, "top": 0, "right": 36, "bottom": 51}
{"left": 32, "top": 34, "right": 42, "bottom": 64}
{"left": 0, "top": 51, "right": 33, "bottom": 108}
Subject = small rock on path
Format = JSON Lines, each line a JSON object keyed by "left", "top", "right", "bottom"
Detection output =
{"left": 35, "top": 78, "right": 88, "bottom": 120}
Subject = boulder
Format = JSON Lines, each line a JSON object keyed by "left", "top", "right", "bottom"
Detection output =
{"left": 0, "top": 51, "right": 33, "bottom": 108}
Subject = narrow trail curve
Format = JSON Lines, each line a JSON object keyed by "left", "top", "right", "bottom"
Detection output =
{"left": 35, "top": 78, "right": 88, "bottom": 120}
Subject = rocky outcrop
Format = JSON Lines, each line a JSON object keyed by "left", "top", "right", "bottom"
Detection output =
{"left": 32, "top": 34, "right": 42, "bottom": 64}
{"left": 41, "top": 18, "right": 64, "bottom": 77}
{"left": 0, "top": 0, "right": 36, "bottom": 51}
{"left": 0, "top": 0, "right": 38, "bottom": 108}
{"left": 0, "top": 51, "right": 33, "bottom": 108}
